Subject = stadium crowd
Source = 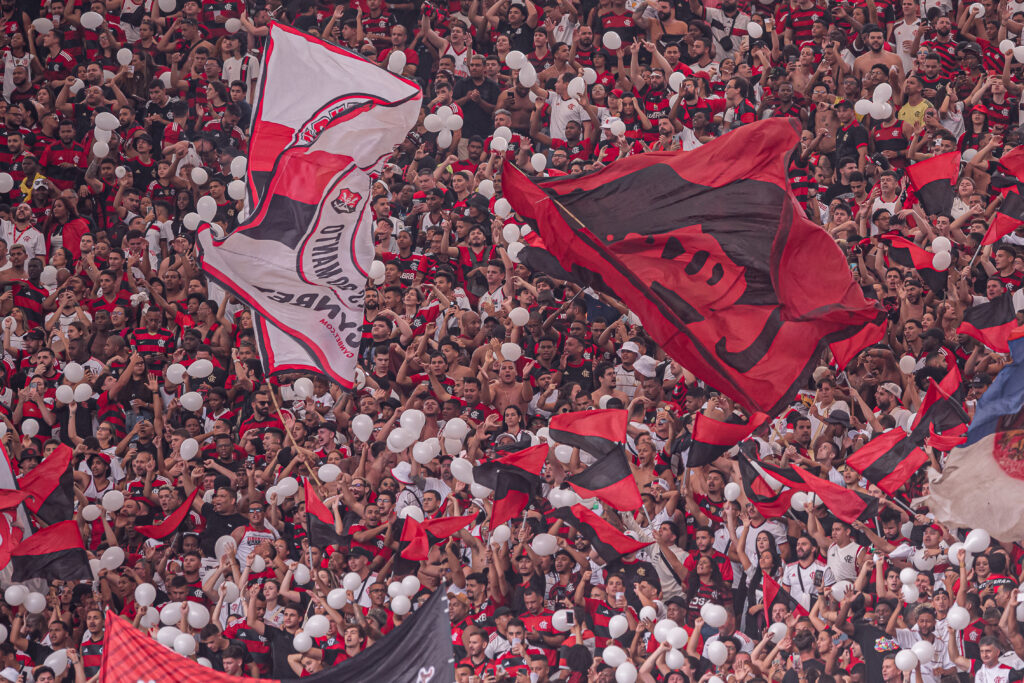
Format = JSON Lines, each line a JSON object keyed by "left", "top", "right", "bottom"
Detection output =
{"left": 0, "top": 0, "right": 1021, "bottom": 678}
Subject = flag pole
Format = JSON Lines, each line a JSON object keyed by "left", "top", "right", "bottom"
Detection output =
{"left": 268, "top": 386, "right": 322, "bottom": 486}
{"left": 967, "top": 241, "right": 984, "bottom": 270}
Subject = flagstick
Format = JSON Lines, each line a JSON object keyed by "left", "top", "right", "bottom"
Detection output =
{"left": 967, "top": 241, "right": 984, "bottom": 270}
{"left": 268, "top": 387, "right": 322, "bottom": 486}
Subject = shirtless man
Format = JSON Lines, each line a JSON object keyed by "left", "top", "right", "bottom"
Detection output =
{"left": 488, "top": 359, "right": 533, "bottom": 415}
{"left": 853, "top": 23, "right": 904, "bottom": 82}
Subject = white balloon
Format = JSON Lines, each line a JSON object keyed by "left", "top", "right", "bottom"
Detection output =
{"left": 92, "top": 141, "right": 109, "bottom": 158}
{"left": 507, "top": 241, "right": 524, "bottom": 263}
{"left": 932, "top": 250, "right": 952, "bottom": 271}
{"left": 228, "top": 179, "right": 246, "bottom": 200}
{"left": 3, "top": 585, "right": 27, "bottom": 606}
{"left": 44, "top": 650, "right": 68, "bottom": 676}
{"left": 277, "top": 476, "right": 299, "bottom": 498}
{"left": 174, "top": 633, "right": 197, "bottom": 656}
{"left": 583, "top": 67, "right": 598, "bottom": 85}
{"left": 32, "top": 17, "right": 54, "bottom": 33}
{"left": 948, "top": 542, "right": 971, "bottom": 568}
{"left": 116, "top": 47, "right": 132, "bottom": 65}
{"left": 668, "top": 70, "right": 685, "bottom": 93}
{"left": 182, "top": 213, "right": 201, "bottom": 231}
{"left": 500, "top": 342, "right": 522, "bottom": 362}
{"left": 387, "top": 50, "right": 407, "bottom": 74}
{"left": 554, "top": 444, "right": 574, "bottom": 464}
{"left": 900, "top": 567, "right": 918, "bottom": 585}
{"left": 831, "top": 579, "right": 852, "bottom": 602}
{"left": 343, "top": 572, "right": 362, "bottom": 592}
{"left": 901, "top": 584, "right": 919, "bottom": 603}
{"left": 179, "top": 438, "right": 199, "bottom": 461}
{"left": 196, "top": 195, "right": 218, "bottom": 221}
{"left": 23, "top": 592, "right": 46, "bottom": 614}
{"left": 608, "top": 614, "right": 629, "bottom": 639}
{"left": 552, "top": 609, "right": 572, "bottom": 632}
{"left": 477, "top": 179, "right": 495, "bottom": 198}
{"left": 230, "top": 156, "right": 247, "bottom": 179}
{"left": 157, "top": 0, "right": 175, "bottom": 11}
{"left": 160, "top": 603, "right": 182, "bottom": 626}
{"left": 368, "top": 260, "right": 386, "bottom": 285}
{"left": 747, "top": 21, "right": 763, "bottom": 38}
{"left": 666, "top": 626, "right": 687, "bottom": 649}
{"left": 180, "top": 392, "right": 203, "bottom": 412}
{"left": 873, "top": 82, "right": 893, "bottom": 103}
{"left": 641, "top": 607, "right": 660, "bottom": 626}
{"left": 215, "top": 536, "right": 236, "bottom": 559}
{"left": 20, "top": 418, "right": 39, "bottom": 438}
{"left": 327, "top": 588, "right": 348, "bottom": 609}
{"left": 391, "top": 594, "right": 411, "bottom": 615}
{"left": 899, "top": 355, "right": 917, "bottom": 374}
{"left": 947, "top": 605, "right": 971, "bottom": 630}
{"left": 505, "top": 50, "right": 526, "bottom": 69}
{"left": 869, "top": 100, "right": 888, "bottom": 120}
{"left": 602, "top": 645, "right": 627, "bottom": 668}
{"left": 191, "top": 167, "right": 209, "bottom": 185}
{"left": 444, "top": 437, "right": 464, "bottom": 455}
{"left": 73, "top": 383, "right": 92, "bottom": 403}
{"left": 491, "top": 525, "right": 511, "bottom": 544}
{"left": 0, "top": 624, "right": 7, "bottom": 643}
{"left": 701, "top": 603, "right": 727, "bottom": 628}
{"left": 166, "top": 363, "right": 186, "bottom": 384}
{"left": 55, "top": 385, "right": 74, "bottom": 404}
{"left": 411, "top": 442, "right": 434, "bottom": 464}
{"left": 530, "top": 152, "right": 547, "bottom": 173}
{"left": 187, "top": 603, "right": 210, "bottom": 629}
{"left": 665, "top": 648, "right": 686, "bottom": 670}
{"left": 318, "top": 464, "right": 341, "bottom": 483}
{"left": 932, "top": 236, "right": 952, "bottom": 253}
{"left": 1001, "top": 38, "right": 1016, "bottom": 55}
{"left": 494, "top": 198, "right": 512, "bottom": 218}
{"left": 965, "top": 528, "right": 991, "bottom": 553}
{"left": 615, "top": 662, "right": 637, "bottom": 683}
{"left": 436, "top": 105, "right": 453, "bottom": 122}
{"left": 101, "top": 545, "right": 125, "bottom": 570}
{"left": 0, "top": 173, "right": 12, "bottom": 193}
{"left": 293, "top": 376, "right": 314, "bottom": 399}
{"left": 197, "top": 657, "right": 213, "bottom": 668}
{"left": 69, "top": 78, "right": 85, "bottom": 94}
{"left": 80, "top": 10, "right": 103, "bottom": 28}
{"left": 470, "top": 482, "right": 493, "bottom": 499}
{"left": 352, "top": 414, "right": 374, "bottom": 441}
{"left": 509, "top": 307, "right": 530, "bottom": 327}
{"left": 305, "top": 614, "right": 329, "bottom": 638}
{"left": 251, "top": 555, "right": 266, "bottom": 573}
{"left": 402, "top": 574, "right": 421, "bottom": 597}
{"left": 445, "top": 417, "right": 470, "bottom": 439}
{"left": 609, "top": 120, "right": 627, "bottom": 137}
{"left": 81, "top": 504, "right": 102, "bottom": 521}
{"left": 854, "top": 99, "right": 873, "bottom": 117}
{"left": 450, "top": 457, "right": 475, "bottom": 484}
{"left": 567, "top": 76, "right": 586, "bottom": 98}
{"left": 102, "top": 490, "right": 125, "bottom": 512}
{"left": 602, "top": 32, "right": 622, "bottom": 50}
{"left": 531, "top": 533, "right": 558, "bottom": 556}
{"left": 911, "top": 639, "right": 935, "bottom": 664}
{"left": 723, "top": 482, "right": 741, "bottom": 501}
{"left": 224, "top": 17, "right": 241, "bottom": 32}
{"left": 293, "top": 631, "right": 312, "bottom": 652}
{"left": 970, "top": 2, "right": 985, "bottom": 16}
{"left": 135, "top": 583, "right": 157, "bottom": 607}
{"left": 437, "top": 128, "right": 453, "bottom": 149}
{"left": 518, "top": 65, "right": 537, "bottom": 88}
{"left": 895, "top": 649, "right": 919, "bottom": 672}
{"left": 706, "top": 640, "right": 728, "bottom": 666}
{"left": 768, "top": 622, "right": 788, "bottom": 643}
{"left": 1006, "top": 43, "right": 1020, "bottom": 61}
{"left": 445, "top": 114, "right": 464, "bottom": 131}
{"left": 398, "top": 506, "right": 424, "bottom": 522}
{"left": 95, "top": 111, "right": 119, "bottom": 131}
{"left": 490, "top": 136, "right": 509, "bottom": 153}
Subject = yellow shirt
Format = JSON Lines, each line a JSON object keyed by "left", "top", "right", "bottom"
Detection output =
{"left": 898, "top": 100, "right": 930, "bottom": 129}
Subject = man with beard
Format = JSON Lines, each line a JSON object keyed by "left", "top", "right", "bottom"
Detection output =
{"left": 689, "top": 0, "right": 749, "bottom": 62}
{"left": 722, "top": 77, "right": 757, "bottom": 130}
{"left": 782, "top": 533, "right": 835, "bottom": 609}
{"left": 0, "top": 203, "right": 45, "bottom": 261}
{"left": 41, "top": 119, "right": 87, "bottom": 191}
{"left": 635, "top": 0, "right": 688, "bottom": 51}
{"left": 245, "top": 588, "right": 319, "bottom": 678}
{"left": 886, "top": 605, "right": 955, "bottom": 683}
{"left": 854, "top": 23, "right": 905, "bottom": 81}
{"left": 572, "top": 24, "right": 597, "bottom": 65}
{"left": 629, "top": 42, "right": 673, "bottom": 143}
{"left": 537, "top": 41, "right": 576, "bottom": 83}
{"left": 919, "top": 13, "right": 958, "bottom": 77}
{"left": 833, "top": 99, "right": 869, "bottom": 172}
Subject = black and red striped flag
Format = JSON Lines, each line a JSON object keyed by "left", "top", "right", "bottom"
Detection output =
{"left": 11, "top": 520, "right": 91, "bottom": 582}
{"left": 19, "top": 444, "right": 74, "bottom": 525}
{"left": 566, "top": 449, "right": 643, "bottom": 511}
{"left": 400, "top": 514, "right": 479, "bottom": 560}
{"left": 845, "top": 429, "right": 927, "bottom": 496}
{"left": 0, "top": 511, "right": 23, "bottom": 570}
{"left": 909, "top": 371, "right": 968, "bottom": 443}
{"left": 788, "top": 462, "right": 878, "bottom": 523}
{"left": 928, "top": 422, "right": 968, "bottom": 452}
{"left": 763, "top": 573, "right": 810, "bottom": 621}
{"left": 550, "top": 409, "right": 628, "bottom": 458}
{"left": 473, "top": 444, "right": 547, "bottom": 527}
{"left": 905, "top": 150, "right": 959, "bottom": 217}
{"left": 135, "top": 488, "right": 199, "bottom": 540}
{"left": 737, "top": 451, "right": 800, "bottom": 518}
{"left": 550, "top": 504, "right": 651, "bottom": 562}
{"left": 690, "top": 411, "right": 769, "bottom": 467}
{"left": 303, "top": 478, "right": 345, "bottom": 549}
{"left": 984, "top": 190, "right": 1024, "bottom": 246}
{"left": 958, "top": 292, "right": 1020, "bottom": 352}
{"left": 502, "top": 119, "right": 884, "bottom": 416}
{"left": 878, "top": 234, "right": 947, "bottom": 293}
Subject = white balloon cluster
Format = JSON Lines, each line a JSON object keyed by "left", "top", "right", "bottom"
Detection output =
{"left": 854, "top": 82, "right": 893, "bottom": 120}
{"left": 423, "top": 105, "right": 463, "bottom": 149}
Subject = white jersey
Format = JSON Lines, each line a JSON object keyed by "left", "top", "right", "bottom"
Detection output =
{"left": 234, "top": 524, "right": 279, "bottom": 563}
{"left": 891, "top": 18, "right": 920, "bottom": 72}
{"left": 443, "top": 43, "right": 472, "bottom": 79}
{"left": 826, "top": 541, "right": 862, "bottom": 582}
{"left": 781, "top": 560, "right": 835, "bottom": 609}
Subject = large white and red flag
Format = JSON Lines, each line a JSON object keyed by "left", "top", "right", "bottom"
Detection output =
{"left": 198, "top": 22, "right": 421, "bottom": 388}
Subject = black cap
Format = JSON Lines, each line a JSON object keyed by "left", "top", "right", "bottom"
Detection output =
{"left": 835, "top": 99, "right": 854, "bottom": 109}
{"left": 825, "top": 410, "right": 850, "bottom": 428}
{"left": 493, "top": 606, "right": 513, "bottom": 618}
{"left": 319, "top": 420, "right": 339, "bottom": 432}
{"left": 970, "top": 373, "right": 993, "bottom": 386}
{"left": 347, "top": 546, "right": 373, "bottom": 559}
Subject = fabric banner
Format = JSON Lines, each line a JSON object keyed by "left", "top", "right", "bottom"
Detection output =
{"left": 101, "top": 589, "right": 456, "bottom": 682}
{"left": 197, "top": 21, "right": 421, "bottom": 388}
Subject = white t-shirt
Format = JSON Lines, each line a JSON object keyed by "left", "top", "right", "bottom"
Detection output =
{"left": 743, "top": 519, "right": 788, "bottom": 568}
{"left": 781, "top": 560, "right": 835, "bottom": 608}
{"left": 545, "top": 92, "right": 587, "bottom": 142}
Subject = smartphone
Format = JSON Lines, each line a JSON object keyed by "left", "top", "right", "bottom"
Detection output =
{"left": 615, "top": 592, "right": 624, "bottom": 601}
{"left": 565, "top": 612, "right": 574, "bottom": 625}
{"left": 814, "top": 570, "right": 824, "bottom": 588}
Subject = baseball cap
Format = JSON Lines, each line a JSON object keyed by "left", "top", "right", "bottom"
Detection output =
{"left": 880, "top": 382, "right": 902, "bottom": 399}
{"left": 601, "top": 115, "right": 623, "bottom": 129}
{"left": 32, "top": 177, "right": 48, "bottom": 190}
{"left": 825, "top": 410, "right": 850, "bottom": 428}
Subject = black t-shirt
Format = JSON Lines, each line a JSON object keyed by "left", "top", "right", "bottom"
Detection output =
{"left": 604, "top": 557, "right": 657, "bottom": 611}
{"left": 851, "top": 620, "right": 899, "bottom": 681}
{"left": 452, "top": 77, "right": 501, "bottom": 138}
{"left": 782, "top": 658, "right": 825, "bottom": 682}
{"left": 198, "top": 637, "right": 250, "bottom": 672}
{"left": 199, "top": 502, "right": 248, "bottom": 556}
{"left": 264, "top": 624, "right": 299, "bottom": 679}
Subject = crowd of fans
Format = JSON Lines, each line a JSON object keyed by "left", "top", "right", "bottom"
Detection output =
{"left": 0, "top": 0, "right": 1021, "bottom": 679}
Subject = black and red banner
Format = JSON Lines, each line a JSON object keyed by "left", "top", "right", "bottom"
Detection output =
{"left": 19, "top": 444, "right": 74, "bottom": 525}
{"left": 984, "top": 190, "right": 1024, "bottom": 245}
{"left": 690, "top": 411, "right": 769, "bottom": 467}
{"left": 550, "top": 504, "right": 651, "bottom": 562}
{"left": 958, "top": 292, "right": 1020, "bottom": 352}
{"left": 566, "top": 449, "right": 643, "bottom": 510}
{"left": 878, "top": 233, "right": 947, "bottom": 293}
{"left": 905, "top": 150, "right": 959, "bottom": 217}
{"left": 400, "top": 514, "right": 477, "bottom": 561}
{"left": 550, "top": 409, "right": 628, "bottom": 458}
{"left": 303, "top": 478, "right": 345, "bottom": 549}
{"left": 135, "top": 488, "right": 199, "bottom": 540}
{"left": 763, "top": 573, "right": 810, "bottom": 622}
{"left": 11, "top": 520, "right": 91, "bottom": 582}
{"left": 502, "top": 119, "right": 884, "bottom": 415}
{"left": 738, "top": 451, "right": 798, "bottom": 518}
{"left": 845, "top": 429, "right": 927, "bottom": 495}
{"left": 473, "top": 444, "right": 547, "bottom": 527}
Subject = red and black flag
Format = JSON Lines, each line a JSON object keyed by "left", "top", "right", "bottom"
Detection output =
{"left": 549, "top": 409, "right": 628, "bottom": 458}
{"left": 501, "top": 119, "right": 884, "bottom": 416}
{"left": 19, "top": 444, "right": 74, "bottom": 525}
{"left": 788, "top": 463, "right": 878, "bottom": 523}
{"left": 550, "top": 504, "right": 651, "bottom": 562}
{"left": 400, "top": 514, "right": 478, "bottom": 561}
{"left": 473, "top": 444, "right": 547, "bottom": 527}
{"left": 905, "top": 150, "right": 960, "bottom": 217}
{"left": 958, "top": 292, "right": 1020, "bottom": 352}
{"left": 566, "top": 449, "right": 643, "bottom": 511}
{"left": 845, "top": 429, "right": 928, "bottom": 496}
{"left": 737, "top": 451, "right": 800, "bottom": 518}
{"left": 0, "top": 511, "right": 23, "bottom": 570}
{"left": 984, "top": 190, "right": 1024, "bottom": 245}
{"left": 909, "top": 371, "right": 969, "bottom": 443}
{"left": 763, "top": 573, "right": 810, "bottom": 622}
{"left": 690, "top": 411, "right": 769, "bottom": 467}
{"left": 135, "top": 488, "right": 199, "bottom": 540}
{"left": 878, "top": 234, "right": 947, "bottom": 294}
{"left": 11, "top": 520, "right": 91, "bottom": 582}
{"left": 303, "top": 478, "right": 345, "bottom": 549}
{"left": 520, "top": 231, "right": 587, "bottom": 286}
{"left": 928, "top": 422, "right": 968, "bottom": 452}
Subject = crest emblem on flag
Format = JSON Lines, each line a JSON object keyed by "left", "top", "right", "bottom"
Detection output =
{"left": 332, "top": 188, "right": 362, "bottom": 213}
{"left": 993, "top": 407, "right": 1024, "bottom": 478}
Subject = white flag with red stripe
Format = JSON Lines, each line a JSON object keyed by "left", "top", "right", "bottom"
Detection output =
{"left": 198, "top": 22, "right": 421, "bottom": 387}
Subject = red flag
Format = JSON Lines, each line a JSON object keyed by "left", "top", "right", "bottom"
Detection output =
{"left": 303, "top": 477, "right": 344, "bottom": 547}
{"left": 19, "top": 444, "right": 74, "bottom": 525}
{"left": 473, "top": 444, "right": 548, "bottom": 527}
{"left": 550, "top": 505, "right": 651, "bottom": 562}
{"left": 690, "top": 411, "right": 768, "bottom": 467}
{"left": 958, "top": 293, "right": 1020, "bottom": 353}
{"left": 11, "top": 520, "right": 91, "bottom": 582}
{"left": 501, "top": 119, "right": 884, "bottom": 415}
{"left": 0, "top": 510, "right": 23, "bottom": 570}
{"left": 422, "top": 514, "right": 477, "bottom": 541}
{"left": 549, "top": 409, "right": 628, "bottom": 457}
{"left": 763, "top": 573, "right": 809, "bottom": 623}
{"left": 928, "top": 422, "right": 968, "bottom": 452}
{"left": 845, "top": 429, "right": 928, "bottom": 496}
{"left": 878, "top": 234, "right": 947, "bottom": 293}
{"left": 399, "top": 516, "right": 430, "bottom": 561}
{"left": 134, "top": 488, "right": 199, "bottom": 540}
{"left": 788, "top": 463, "right": 877, "bottom": 523}
{"left": 905, "top": 150, "right": 959, "bottom": 216}
{"left": 566, "top": 450, "right": 643, "bottom": 511}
